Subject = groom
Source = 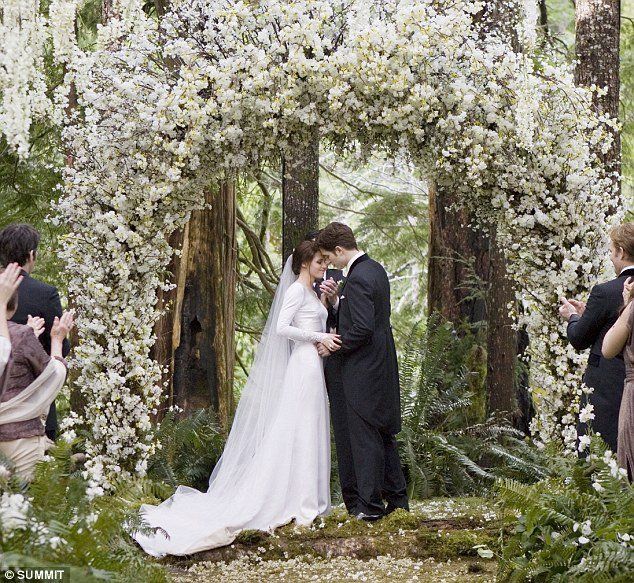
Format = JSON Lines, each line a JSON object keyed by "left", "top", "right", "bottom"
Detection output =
{"left": 316, "top": 222, "right": 408, "bottom": 520}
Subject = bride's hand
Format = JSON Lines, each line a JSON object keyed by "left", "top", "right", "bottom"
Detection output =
{"left": 322, "top": 333, "right": 341, "bottom": 352}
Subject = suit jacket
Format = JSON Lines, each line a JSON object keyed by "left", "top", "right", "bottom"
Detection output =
{"left": 10, "top": 270, "right": 70, "bottom": 439}
{"left": 566, "top": 267, "right": 634, "bottom": 450}
{"left": 330, "top": 254, "right": 401, "bottom": 434}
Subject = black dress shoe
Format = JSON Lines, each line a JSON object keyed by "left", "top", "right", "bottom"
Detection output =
{"left": 354, "top": 512, "right": 383, "bottom": 522}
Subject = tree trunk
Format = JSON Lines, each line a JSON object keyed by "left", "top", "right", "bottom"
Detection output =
{"left": 150, "top": 227, "right": 186, "bottom": 419}
{"left": 485, "top": 234, "right": 518, "bottom": 415}
{"left": 281, "top": 130, "right": 320, "bottom": 262}
{"left": 427, "top": 182, "right": 488, "bottom": 326}
{"left": 171, "top": 184, "right": 237, "bottom": 431}
{"left": 575, "top": 0, "right": 621, "bottom": 195}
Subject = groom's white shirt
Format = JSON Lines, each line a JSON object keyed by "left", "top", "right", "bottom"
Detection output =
{"left": 332, "top": 250, "right": 365, "bottom": 312}
{"left": 620, "top": 265, "right": 634, "bottom": 275}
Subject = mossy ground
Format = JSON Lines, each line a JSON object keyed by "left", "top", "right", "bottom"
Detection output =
{"left": 166, "top": 498, "right": 503, "bottom": 582}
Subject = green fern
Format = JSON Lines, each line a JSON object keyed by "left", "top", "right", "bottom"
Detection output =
{"left": 497, "top": 439, "right": 634, "bottom": 582}
{"left": 0, "top": 440, "right": 169, "bottom": 582}
{"left": 146, "top": 407, "right": 226, "bottom": 492}
{"left": 399, "top": 317, "right": 548, "bottom": 498}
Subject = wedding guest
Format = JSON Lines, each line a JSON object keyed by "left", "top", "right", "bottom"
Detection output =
{"left": 559, "top": 223, "right": 634, "bottom": 452}
{"left": 0, "top": 224, "right": 70, "bottom": 441}
{"left": 0, "top": 289, "right": 73, "bottom": 479}
{"left": 0, "top": 264, "right": 24, "bottom": 376}
{"left": 601, "top": 277, "right": 634, "bottom": 481}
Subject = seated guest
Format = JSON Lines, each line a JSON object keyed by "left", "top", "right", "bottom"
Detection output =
{"left": 0, "top": 264, "right": 24, "bottom": 375}
{"left": 0, "top": 280, "right": 74, "bottom": 479}
{"left": 559, "top": 223, "right": 634, "bottom": 452}
{"left": 0, "top": 224, "right": 70, "bottom": 441}
{"left": 602, "top": 276, "right": 634, "bottom": 481}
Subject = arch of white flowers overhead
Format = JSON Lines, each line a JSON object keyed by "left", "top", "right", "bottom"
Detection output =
{"left": 1, "top": 0, "right": 620, "bottom": 493}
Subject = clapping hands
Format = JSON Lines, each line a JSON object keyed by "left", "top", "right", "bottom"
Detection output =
{"left": 559, "top": 297, "right": 586, "bottom": 320}
{"left": 0, "top": 263, "right": 22, "bottom": 307}
{"left": 27, "top": 315, "right": 45, "bottom": 338}
{"left": 51, "top": 311, "right": 75, "bottom": 341}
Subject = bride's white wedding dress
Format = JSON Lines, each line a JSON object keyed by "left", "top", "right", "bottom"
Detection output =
{"left": 134, "top": 259, "right": 331, "bottom": 557}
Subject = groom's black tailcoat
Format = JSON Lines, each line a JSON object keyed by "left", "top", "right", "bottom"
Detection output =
{"left": 335, "top": 256, "right": 401, "bottom": 433}
{"left": 566, "top": 267, "right": 634, "bottom": 451}
{"left": 325, "top": 254, "right": 407, "bottom": 516}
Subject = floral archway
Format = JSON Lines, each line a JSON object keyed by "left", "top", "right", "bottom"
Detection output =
{"left": 2, "top": 0, "right": 619, "bottom": 493}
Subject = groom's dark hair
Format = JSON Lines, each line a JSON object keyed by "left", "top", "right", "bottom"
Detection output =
{"left": 304, "top": 229, "right": 322, "bottom": 241}
{"left": 316, "top": 222, "right": 357, "bottom": 252}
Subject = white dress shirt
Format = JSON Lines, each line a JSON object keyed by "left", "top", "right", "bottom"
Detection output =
{"left": 620, "top": 265, "right": 634, "bottom": 275}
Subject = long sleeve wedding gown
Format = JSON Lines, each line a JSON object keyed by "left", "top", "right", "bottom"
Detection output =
{"left": 134, "top": 278, "right": 331, "bottom": 557}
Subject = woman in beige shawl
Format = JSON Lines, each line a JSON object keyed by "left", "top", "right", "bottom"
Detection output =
{"left": 0, "top": 265, "right": 73, "bottom": 479}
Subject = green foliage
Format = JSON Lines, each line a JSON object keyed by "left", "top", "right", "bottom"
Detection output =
{"left": 0, "top": 440, "right": 168, "bottom": 582}
{"left": 398, "top": 316, "right": 548, "bottom": 498}
{"left": 497, "top": 439, "right": 634, "bottom": 582}
{"left": 147, "top": 408, "right": 226, "bottom": 492}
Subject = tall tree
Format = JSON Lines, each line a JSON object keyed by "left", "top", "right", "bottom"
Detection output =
{"left": 147, "top": 0, "right": 237, "bottom": 428}
{"left": 171, "top": 184, "right": 237, "bottom": 429}
{"left": 281, "top": 129, "right": 320, "bottom": 262}
{"left": 427, "top": 183, "right": 488, "bottom": 325}
{"left": 575, "top": 0, "right": 621, "bottom": 195}
{"left": 428, "top": 1, "right": 523, "bottom": 421}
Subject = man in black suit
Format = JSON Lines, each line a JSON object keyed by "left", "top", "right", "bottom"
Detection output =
{"left": 317, "top": 222, "right": 408, "bottom": 520}
{"left": 560, "top": 223, "right": 634, "bottom": 452}
{"left": 0, "top": 224, "right": 70, "bottom": 440}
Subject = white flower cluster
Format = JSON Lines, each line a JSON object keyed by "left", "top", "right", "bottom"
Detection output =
{"left": 0, "top": 492, "right": 30, "bottom": 534}
{"left": 1, "top": 0, "right": 618, "bottom": 488}
{"left": 0, "top": 0, "right": 53, "bottom": 156}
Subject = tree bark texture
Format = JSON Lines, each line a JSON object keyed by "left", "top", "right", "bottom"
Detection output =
{"left": 171, "top": 184, "right": 237, "bottom": 431}
{"left": 281, "top": 130, "right": 320, "bottom": 263}
{"left": 426, "top": 182, "right": 488, "bottom": 326}
{"left": 485, "top": 234, "right": 518, "bottom": 416}
{"left": 575, "top": 0, "right": 621, "bottom": 194}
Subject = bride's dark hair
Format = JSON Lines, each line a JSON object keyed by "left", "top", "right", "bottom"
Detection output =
{"left": 292, "top": 240, "right": 320, "bottom": 275}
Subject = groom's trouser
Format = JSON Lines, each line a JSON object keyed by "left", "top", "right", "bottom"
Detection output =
{"left": 326, "top": 356, "right": 408, "bottom": 516}
{"left": 325, "top": 356, "right": 360, "bottom": 514}
{"left": 345, "top": 403, "right": 409, "bottom": 516}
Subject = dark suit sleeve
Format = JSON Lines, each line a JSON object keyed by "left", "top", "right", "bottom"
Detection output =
{"left": 339, "top": 277, "right": 375, "bottom": 355}
{"left": 48, "top": 288, "right": 70, "bottom": 357}
{"left": 567, "top": 285, "right": 607, "bottom": 351}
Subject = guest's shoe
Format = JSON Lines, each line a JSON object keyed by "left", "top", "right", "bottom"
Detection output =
{"left": 354, "top": 512, "right": 383, "bottom": 522}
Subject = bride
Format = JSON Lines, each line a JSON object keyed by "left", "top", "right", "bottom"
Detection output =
{"left": 134, "top": 240, "right": 342, "bottom": 556}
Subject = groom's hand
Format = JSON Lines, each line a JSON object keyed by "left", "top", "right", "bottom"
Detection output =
{"left": 319, "top": 278, "right": 339, "bottom": 305}
{"left": 316, "top": 342, "right": 331, "bottom": 358}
